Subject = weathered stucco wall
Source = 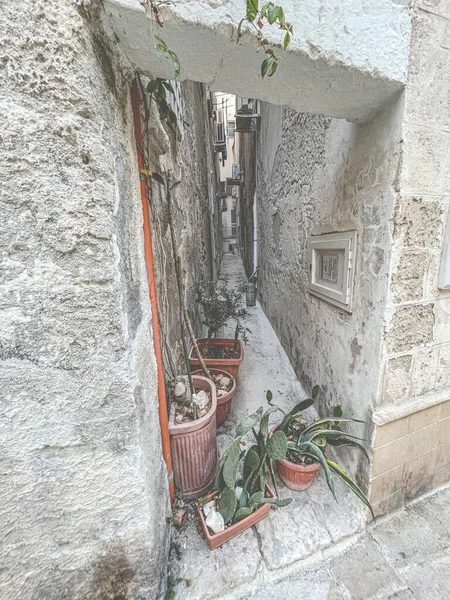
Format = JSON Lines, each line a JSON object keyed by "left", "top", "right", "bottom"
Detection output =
{"left": 370, "top": 0, "right": 450, "bottom": 515}
{"left": 257, "top": 100, "right": 403, "bottom": 486}
{"left": 0, "top": 1, "right": 170, "bottom": 597}
{"left": 141, "top": 80, "right": 221, "bottom": 378}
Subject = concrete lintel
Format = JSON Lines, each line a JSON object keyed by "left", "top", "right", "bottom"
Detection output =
{"left": 102, "top": 0, "right": 411, "bottom": 122}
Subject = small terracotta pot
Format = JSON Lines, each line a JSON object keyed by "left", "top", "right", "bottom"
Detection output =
{"left": 199, "top": 485, "right": 275, "bottom": 550}
{"left": 271, "top": 425, "right": 321, "bottom": 491}
{"left": 192, "top": 368, "right": 236, "bottom": 428}
{"left": 189, "top": 339, "right": 244, "bottom": 379}
{"left": 169, "top": 376, "right": 217, "bottom": 500}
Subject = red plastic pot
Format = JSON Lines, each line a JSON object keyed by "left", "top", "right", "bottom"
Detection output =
{"left": 271, "top": 425, "right": 321, "bottom": 491}
{"left": 199, "top": 485, "right": 275, "bottom": 550}
{"left": 169, "top": 375, "right": 217, "bottom": 500}
{"left": 192, "top": 368, "right": 236, "bottom": 428}
{"left": 189, "top": 339, "right": 244, "bottom": 379}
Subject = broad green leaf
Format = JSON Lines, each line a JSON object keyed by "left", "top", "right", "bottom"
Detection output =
{"left": 249, "top": 491, "right": 264, "bottom": 509}
{"left": 235, "top": 407, "right": 263, "bottom": 438}
{"left": 261, "top": 57, "right": 270, "bottom": 79}
{"left": 155, "top": 44, "right": 164, "bottom": 59}
{"left": 259, "top": 464, "right": 266, "bottom": 493}
{"left": 223, "top": 440, "right": 241, "bottom": 488}
{"left": 162, "top": 81, "right": 175, "bottom": 94}
{"left": 218, "top": 485, "right": 237, "bottom": 523}
{"left": 260, "top": 405, "right": 280, "bottom": 439}
{"left": 169, "top": 50, "right": 181, "bottom": 78}
{"left": 301, "top": 442, "right": 336, "bottom": 500}
{"left": 235, "top": 506, "right": 253, "bottom": 521}
{"left": 266, "top": 389, "right": 273, "bottom": 403}
{"left": 243, "top": 446, "right": 260, "bottom": 479}
{"left": 246, "top": 0, "right": 259, "bottom": 21}
{"left": 312, "top": 385, "right": 320, "bottom": 399}
{"left": 326, "top": 458, "right": 375, "bottom": 519}
{"left": 239, "top": 489, "right": 250, "bottom": 508}
{"left": 237, "top": 18, "right": 245, "bottom": 41}
{"left": 283, "top": 30, "right": 290, "bottom": 50}
{"left": 267, "top": 59, "right": 278, "bottom": 77}
{"left": 262, "top": 497, "right": 292, "bottom": 507}
{"left": 266, "top": 430, "right": 287, "bottom": 460}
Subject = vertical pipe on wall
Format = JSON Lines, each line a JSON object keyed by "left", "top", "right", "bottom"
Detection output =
{"left": 130, "top": 79, "right": 174, "bottom": 502}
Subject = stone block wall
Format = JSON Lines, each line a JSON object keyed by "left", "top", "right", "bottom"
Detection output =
{"left": 0, "top": 1, "right": 170, "bottom": 597}
{"left": 256, "top": 99, "right": 403, "bottom": 486}
{"left": 370, "top": 0, "right": 450, "bottom": 514}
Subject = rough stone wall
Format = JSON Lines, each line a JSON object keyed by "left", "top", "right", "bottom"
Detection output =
{"left": 257, "top": 101, "right": 403, "bottom": 486}
{"left": 141, "top": 81, "right": 221, "bottom": 377}
{"left": 0, "top": 1, "right": 170, "bottom": 598}
{"left": 370, "top": 0, "right": 450, "bottom": 515}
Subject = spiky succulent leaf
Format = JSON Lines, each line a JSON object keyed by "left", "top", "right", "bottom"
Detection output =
{"left": 302, "top": 417, "right": 365, "bottom": 436}
{"left": 235, "top": 407, "right": 263, "bottom": 438}
{"left": 239, "top": 489, "right": 250, "bottom": 508}
{"left": 223, "top": 440, "right": 241, "bottom": 489}
{"left": 243, "top": 446, "right": 260, "bottom": 480}
{"left": 326, "top": 458, "right": 375, "bottom": 519}
{"left": 267, "top": 430, "right": 287, "bottom": 460}
{"left": 218, "top": 485, "right": 237, "bottom": 524}
{"left": 326, "top": 438, "right": 370, "bottom": 461}
{"left": 262, "top": 497, "right": 292, "bottom": 507}
{"left": 259, "top": 465, "right": 266, "bottom": 493}
{"left": 279, "top": 398, "right": 313, "bottom": 432}
{"left": 235, "top": 506, "right": 253, "bottom": 522}
{"left": 267, "top": 458, "right": 279, "bottom": 497}
{"left": 249, "top": 491, "right": 264, "bottom": 509}
{"left": 303, "top": 429, "right": 366, "bottom": 444}
{"left": 298, "top": 441, "right": 336, "bottom": 500}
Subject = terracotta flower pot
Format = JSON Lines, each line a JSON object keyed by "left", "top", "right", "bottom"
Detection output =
{"left": 199, "top": 485, "right": 275, "bottom": 550}
{"left": 271, "top": 425, "right": 321, "bottom": 492}
{"left": 169, "top": 375, "right": 217, "bottom": 500}
{"left": 192, "top": 368, "right": 236, "bottom": 428}
{"left": 189, "top": 338, "right": 244, "bottom": 379}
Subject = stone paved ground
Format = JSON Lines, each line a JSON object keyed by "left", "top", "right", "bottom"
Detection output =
{"left": 169, "top": 254, "right": 367, "bottom": 599}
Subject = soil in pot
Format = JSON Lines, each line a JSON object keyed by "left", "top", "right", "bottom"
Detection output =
{"left": 189, "top": 339, "right": 244, "bottom": 379}
{"left": 192, "top": 368, "right": 236, "bottom": 428}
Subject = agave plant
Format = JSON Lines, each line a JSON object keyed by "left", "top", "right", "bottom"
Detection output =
{"left": 213, "top": 405, "right": 292, "bottom": 525}
{"left": 275, "top": 386, "right": 374, "bottom": 518}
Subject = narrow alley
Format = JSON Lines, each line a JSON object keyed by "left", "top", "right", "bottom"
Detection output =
{"left": 170, "top": 254, "right": 366, "bottom": 600}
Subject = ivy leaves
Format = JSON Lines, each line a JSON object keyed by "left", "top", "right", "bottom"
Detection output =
{"left": 154, "top": 36, "right": 181, "bottom": 79}
{"left": 146, "top": 78, "right": 178, "bottom": 131}
{"left": 238, "top": 1, "right": 293, "bottom": 79}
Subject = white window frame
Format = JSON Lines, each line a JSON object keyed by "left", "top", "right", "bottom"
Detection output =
{"left": 438, "top": 208, "right": 450, "bottom": 289}
{"left": 308, "top": 231, "right": 357, "bottom": 313}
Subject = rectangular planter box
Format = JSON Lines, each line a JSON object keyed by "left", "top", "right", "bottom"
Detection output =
{"left": 189, "top": 338, "right": 244, "bottom": 379}
{"left": 199, "top": 485, "right": 274, "bottom": 550}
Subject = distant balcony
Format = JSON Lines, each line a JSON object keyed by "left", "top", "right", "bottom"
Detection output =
{"left": 222, "top": 226, "right": 237, "bottom": 239}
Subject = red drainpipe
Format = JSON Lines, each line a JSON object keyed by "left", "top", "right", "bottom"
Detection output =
{"left": 130, "top": 79, "right": 174, "bottom": 503}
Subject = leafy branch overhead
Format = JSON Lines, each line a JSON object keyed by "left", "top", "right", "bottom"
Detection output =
{"left": 237, "top": 0, "right": 293, "bottom": 78}
{"left": 146, "top": 77, "right": 178, "bottom": 130}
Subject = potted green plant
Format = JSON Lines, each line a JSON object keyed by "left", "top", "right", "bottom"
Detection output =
{"left": 189, "top": 277, "right": 249, "bottom": 378}
{"left": 198, "top": 405, "right": 291, "bottom": 550}
{"left": 271, "top": 387, "right": 374, "bottom": 518}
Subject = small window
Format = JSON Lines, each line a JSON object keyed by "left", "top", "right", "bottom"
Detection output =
{"left": 227, "top": 120, "right": 236, "bottom": 137}
{"left": 308, "top": 231, "right": 357, "bottom": 313}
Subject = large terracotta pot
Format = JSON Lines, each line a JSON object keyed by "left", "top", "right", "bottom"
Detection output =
{"left": 198, "top": 485, "right": 274, "bottom": 550}
{"left": 189, "top": 339, "right": 244, "bottom": 379}
{"left": 169, "top": 375, "right": 217, "bottom": 500}
{"left": 192, "top": 368, "right": 236, "bottom": 428}
{"left": 271, "top": 425, "right": 321, "bottom": 491}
